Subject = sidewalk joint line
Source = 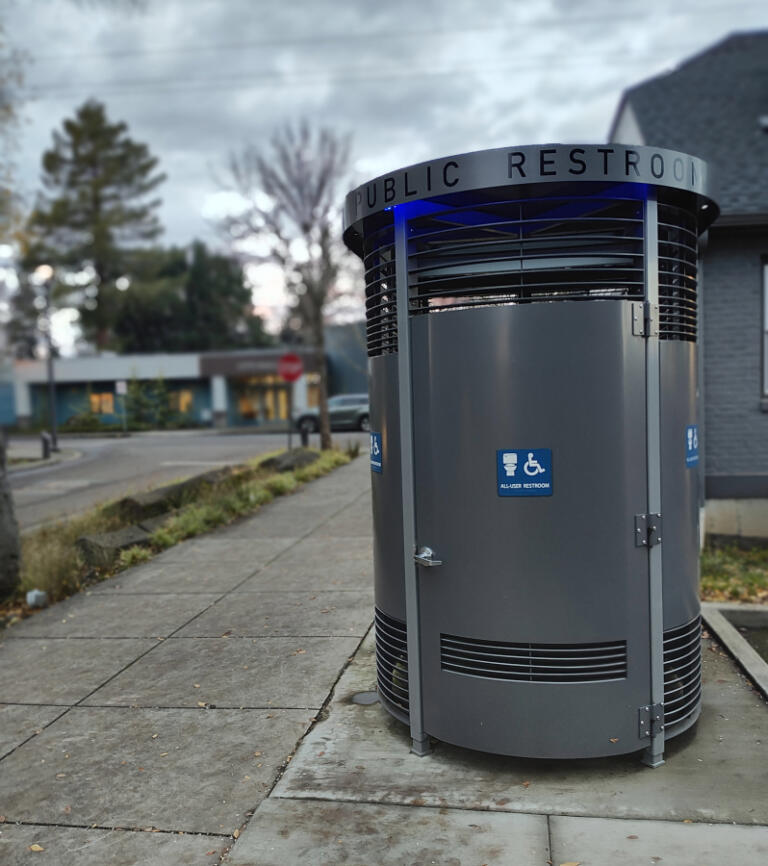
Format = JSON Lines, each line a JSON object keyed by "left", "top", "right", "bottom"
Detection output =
{"left": 0, "top": 818, "right": 232, "bottom": 838}
{"left": 546, "top": 813, "right": 553, "bottom": 862}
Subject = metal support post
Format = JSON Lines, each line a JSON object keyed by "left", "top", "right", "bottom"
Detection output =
{"left": 394, "top": 203, "right": 430, "bottom": 757}
{"left": 642, "top": 190, "right": 665, "bottom": 768}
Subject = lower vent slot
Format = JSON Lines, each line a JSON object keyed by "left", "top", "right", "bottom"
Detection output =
{"left": 440, "top": 633, "right": 627, "bottom": 683}
{"left": 663, "top": 616, "right": 702, "bottom": 728}
{"left": 375, "top": 609, "right": 409, "bottom": 715}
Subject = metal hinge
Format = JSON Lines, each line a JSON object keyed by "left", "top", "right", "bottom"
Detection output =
{"left": 631, "top": 301, "right": 659, "bottom": 337}
{"left": 634, "top": 513, "right": 663, "bottom": 547}
{"left": 638, "top": 702, "right": 665, "bottom": 738}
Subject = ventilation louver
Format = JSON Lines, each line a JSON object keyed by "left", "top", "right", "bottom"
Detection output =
{"left": 663, "top": 616, "right": 702, "bottom": 728}
{"left": 375, "top": 608, "right": 409, "bottom": 717}
{"left": 658, "top": 201, "right": 698, "bottom": 342}
{"left": 406, "top": 192, "right": 645, "bottom": 316}
{"left": 440, "top": 633, "right": 628, "bottom": 683}
{"left": 364, "top": 222, "right": 397, "bottom": 357}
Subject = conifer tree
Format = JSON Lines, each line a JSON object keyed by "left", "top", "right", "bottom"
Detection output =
{"left": 27, "top": 99, "right": 166, "bottom": 348}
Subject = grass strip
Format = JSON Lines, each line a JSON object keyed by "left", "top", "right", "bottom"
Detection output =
{"left": 15, "top": 448, "right": 351, "bottom": 607}
{"left": 701, "top": 542, "right": 768, "bottom": 603}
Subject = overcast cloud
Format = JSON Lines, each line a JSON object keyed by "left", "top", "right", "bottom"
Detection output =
{"left": 3, "top": 0, "right": 767, "bottom": 341}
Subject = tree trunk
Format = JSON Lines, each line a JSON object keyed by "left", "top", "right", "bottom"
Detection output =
{"left": 0, "top": 437, "right": 21, "bottom": 600}
{"left": 314, "top": 326, "right": 332, "bottom": 451}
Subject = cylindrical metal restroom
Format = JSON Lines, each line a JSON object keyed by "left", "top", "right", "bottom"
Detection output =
{"left": 343, "top": 145, "right": 717, "bottom": 765}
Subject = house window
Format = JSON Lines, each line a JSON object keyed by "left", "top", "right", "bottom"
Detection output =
{"left": 170, "top": 389, "right": 194, "bottom": 414}
{"left": 89, "top": 392, "right": 114, "bottom": 414}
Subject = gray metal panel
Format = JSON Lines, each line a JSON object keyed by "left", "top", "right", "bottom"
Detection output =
{"left": 660, "top": 340, "right": 700, "bottom": 629}
{"left": 411, "top": 300, "right": 651, "bottom": 758}
{"left": 369, "top": 354, "right": 406, "bottom": 622}
{"left": 344, "top": 144, "right": 716, "bottom": 231}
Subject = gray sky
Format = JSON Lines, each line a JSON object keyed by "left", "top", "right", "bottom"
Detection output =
{"left": 3, "top": 0, "right": 768, "bottom": 343}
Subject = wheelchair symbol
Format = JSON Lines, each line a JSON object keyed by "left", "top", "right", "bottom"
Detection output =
{"left": 523, "top": 452, "right": 546, "bottom": 476}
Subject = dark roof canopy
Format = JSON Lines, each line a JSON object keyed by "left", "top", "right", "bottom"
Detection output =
{"left": 610, "top": 31, "right": 768, "bottom": 218}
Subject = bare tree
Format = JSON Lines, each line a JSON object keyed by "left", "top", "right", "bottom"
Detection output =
{"left": 218, "top": 121, "right": 352, "bottom": 450}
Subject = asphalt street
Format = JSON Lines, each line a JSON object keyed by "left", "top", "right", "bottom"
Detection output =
{"left": 8, "top": 430, "right": 369, "bottom": 531}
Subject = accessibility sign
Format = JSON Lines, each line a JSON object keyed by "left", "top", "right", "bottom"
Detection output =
{"left": 370, "top": 432, "right": 383, "bottom": 474}
{"left": 497, "top": 449, "right": 552, "bottom": 497}
{"left": 685, "top": 425, "right": 699, "bottom": 468}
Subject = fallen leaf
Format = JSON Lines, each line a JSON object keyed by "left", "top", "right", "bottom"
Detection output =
{"left": 193, "top": 684, "right": 201, "bottom": 689}
{"left": 197, "top": 701, "right": 207, "bottom": 708}
{"left": 522, "top": 780, "right": 530, "bottom": 788}
{"left": 151, "top": 734, "right": 159, "bottom": 739}
{"left": 609, "top": 737, "right": 619, "bottom": 743}
{"left": 683, "top": 819, "right": 693, "bottom": 823}
{"left": 160, "top": 752, "right": 169, "bottom": 757}
{"left": 56, "top": 773, "right": 66, "bottom": 779}
{"left": 294, "top": 648, "right": 306, "bottom": 655}
{"left": 253, "top": 751, "right": 262, "bottom": 757}
{"left": 29, "top": 845, "right": 45, "bottom": 852}
{"left": 559, "top": 862, "right": 580, "bottom": 866}
{"left": 206, "top": 852, "right": 216, "bottom": 856}
{"left": 233, "top": 828, "right": 240, "bottom": 839}
{"left": 627, "top": 834, "right": 638, "bottom": 839}
{"left": 62, "top": 806, "right": 71, "bottom": 814}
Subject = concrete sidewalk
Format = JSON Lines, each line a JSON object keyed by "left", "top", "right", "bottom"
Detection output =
{"left": 1, "top": 454, "right": 767, "bottom": 865}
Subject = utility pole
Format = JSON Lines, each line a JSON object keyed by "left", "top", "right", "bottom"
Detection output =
{"left": 34, "top": 265, "right": 59, "bottom": 452}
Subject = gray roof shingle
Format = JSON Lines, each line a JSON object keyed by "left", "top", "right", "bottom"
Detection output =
{"left": 612, "top": 31, "right": 768, "bottom": 216}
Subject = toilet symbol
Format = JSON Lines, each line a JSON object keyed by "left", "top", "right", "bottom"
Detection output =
{"left": 502, "top": 453, "right": 518, "bottom": 477}
{"left": 523, "top": 452, "right": 546, "bottom": 476}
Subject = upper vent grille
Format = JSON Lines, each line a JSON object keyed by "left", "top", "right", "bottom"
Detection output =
{"left": 440, "top": 633, "right": 628, "bottom": 683}
{"left": 663, "top": 615, "right": 702, "bottom": 728}
{"left": 363, "top": 222, "right": 397, "bottom": 357}
{"left": 407, "top": 192, "right": 645, "bottom": 316}
{"left": 658, "top": 202, "right": 698, "bottom": 342}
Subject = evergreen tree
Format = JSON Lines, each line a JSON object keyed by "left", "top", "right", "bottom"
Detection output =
{"left": 26, "top": 99, "right": 166, "bottom": 348}
{"left": 112, "top": 241, "right": 271, "bottom": 352}
{"left": 6, "top": 271, "right": 42, "bottom": 359}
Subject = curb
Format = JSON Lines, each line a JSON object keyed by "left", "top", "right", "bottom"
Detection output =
{"left": 702, "top": 602, "right": 768, "bottom": 700}
{"left": 7, "top": 448, "right": 82, "bottom": 474}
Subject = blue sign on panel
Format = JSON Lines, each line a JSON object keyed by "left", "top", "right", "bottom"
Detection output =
{"left": 370, "top": 432, "right": 383, "bottom": 474}
{"left": 685, "top": 425, "right": 699, "bottom": 467}
{"left": 497, "top": 449, "right": 552, "bottom": 497}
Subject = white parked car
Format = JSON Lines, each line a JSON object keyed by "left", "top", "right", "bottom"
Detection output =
{"left": 295, "top": 393, "right": 370, "bottom": 433}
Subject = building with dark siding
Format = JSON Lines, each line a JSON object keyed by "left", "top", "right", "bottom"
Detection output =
{"left": 610, "top": 30, "right": 768, "bottom": 538}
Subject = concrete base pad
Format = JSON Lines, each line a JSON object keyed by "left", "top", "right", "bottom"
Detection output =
{"left": 550, "top": 815, "right": 768, "bottom": 866}
{"left": 225, "top": 798, "right": 549, "bottom": 866}
{"left": 274, "top": 633, "right": 768, "bottom": 825}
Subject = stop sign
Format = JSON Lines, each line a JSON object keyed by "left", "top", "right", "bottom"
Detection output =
{"left": 277, "top": 352, "right": 304, "bottom": 382}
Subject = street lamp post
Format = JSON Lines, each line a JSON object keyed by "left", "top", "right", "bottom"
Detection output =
{"left": 34, "top": 265, "right": 59, "bottom": 452}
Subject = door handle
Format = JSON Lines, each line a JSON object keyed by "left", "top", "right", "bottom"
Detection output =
{"left": 414, "top": 546, "right": 443, "bottom": 568}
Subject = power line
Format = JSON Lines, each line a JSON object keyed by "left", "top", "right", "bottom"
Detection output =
{"left": 27, "top": 2, "right": 768, "bottom": 64}
{"left": 22, "top": 45, "right": 698, "bottom": 99}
